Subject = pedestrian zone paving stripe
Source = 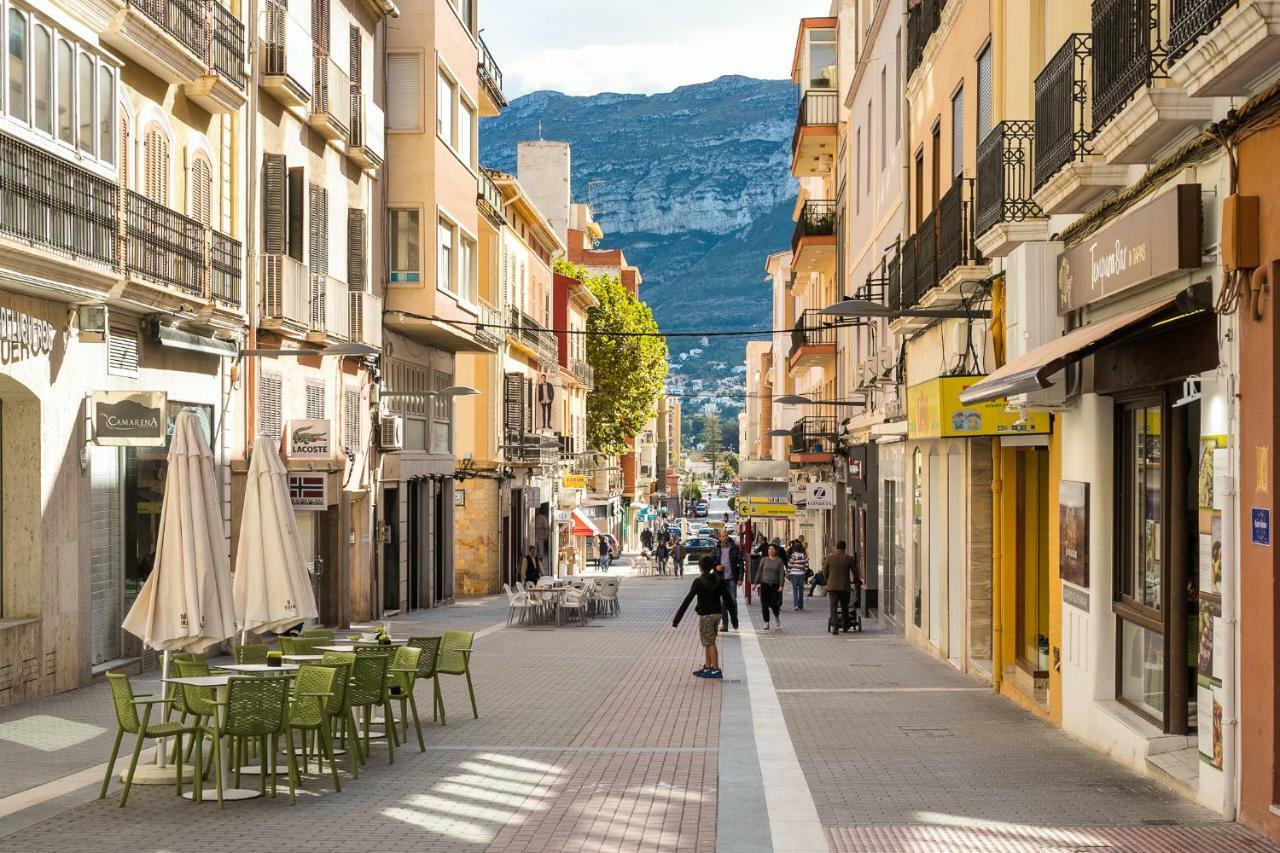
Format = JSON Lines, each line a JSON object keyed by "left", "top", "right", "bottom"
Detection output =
{"left": 736, "top": 623, "right": 829, "bottom": 853}
{"left": 419, "top": 745, "right": 717, "bottom": 753}
{"left": 0, "top": 746, "right": 158, "bottom": 821}
{"left": 776, "top": 687, "right": 990, "bottom": 694}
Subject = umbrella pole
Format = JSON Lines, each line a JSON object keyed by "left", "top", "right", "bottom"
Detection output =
{"left": 124, "top": 649, "right": 181, "bottom": 784}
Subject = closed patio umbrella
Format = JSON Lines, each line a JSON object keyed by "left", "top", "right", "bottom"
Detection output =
{"left": 122, "top": 409, "right": 237, "bottom": 653}
{"left": 233, "top": 434, "right": 318, "bottom": 635}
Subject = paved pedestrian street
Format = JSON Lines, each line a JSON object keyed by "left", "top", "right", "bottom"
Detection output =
{"left": 0, "top": 572, "right": 1276, "bottom": 853}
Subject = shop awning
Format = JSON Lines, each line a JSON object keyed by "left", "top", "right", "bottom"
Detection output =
{"left": 570, "top": 508, "right": 600, "bottom": 538}
{"left": 959, "top": 297, "right": 1176, "bottom": 405}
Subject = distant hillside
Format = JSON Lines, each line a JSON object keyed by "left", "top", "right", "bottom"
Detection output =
{"left": 480, "top": 75, "right": 798, "bottom": 426}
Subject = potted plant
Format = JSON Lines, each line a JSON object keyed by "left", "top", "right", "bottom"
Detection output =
{"left": 266, "top": 650, "right": 284, "bottom": 668}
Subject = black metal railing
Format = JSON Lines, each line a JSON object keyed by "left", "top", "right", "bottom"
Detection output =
{"left": 790, "top": 309, "right": 837, "bottom": 356}
{"left": 975, "top": 121, "right": 1044, "bottom": 236}
{"left": 792, "top": 90, "right": 838, "bottom": 152}
{"left": 887, "top": 245, "right": 903, "bottom": 312}
{"left": 792, "top": 199, "right": 837, "bottom": 254}
{"left": 263, "top": 0, "right": 286, "bottom": 75}
{"left": 790, "top": 416, "right": 837, "bottom": 456}
{"left": 1034, "top": 34, "right": 1093, "bottom": 191}
{"left": 1169, "top": 0, "right": 1236, "bottom": 61}
{"left": 478, "top": 35, "right": 507, "bottom": 108}
{"left": 1092, "top": 0, "right": 1165, "bottom": 131}
{"left": 896, "top": 233, "right": 916, "bottom": 311}
{"left": 938, "top": 177, "right": 982, "bottom": 277}
{"left": 510, "top": 307, "right": 557, "bottom": 362}
{"left": 478, "top": 169, "right": 506, "bottom": 226}
{"left": 211, "top": 230, "right": 241, "bottom": 306}
{"left": 126, "top": 191, "right": 206, "bottom": 297}
{"left": 0, "top": 130, "right": 118, "bottom": 266}
{"left": 907, "top": 0, "right": 946, "bottom": 79}
{"left": 128, "top": 0, "right": 208, "bottom": 60}
{"left": 570, "top": 357, "right": 594, "bottom": 387}
{"left": 210, "top": 2, "right": 245, "bottom": 86}
{"left": 916, "top": 208, "right": 938, "bottom": 299}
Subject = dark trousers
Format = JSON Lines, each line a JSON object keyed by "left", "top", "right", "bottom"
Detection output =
{"left": 760, "top": 583, "right": 781, "bottom": 623}
{"left": 829, "top": 588, "right": 851, "bottom": 631}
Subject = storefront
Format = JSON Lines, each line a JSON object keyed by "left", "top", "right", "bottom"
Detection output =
{"left": 846, "top": 442, "right": 878, "bottom": 614}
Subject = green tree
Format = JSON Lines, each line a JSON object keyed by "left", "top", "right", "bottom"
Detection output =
{"left": 719, "top": 451, "right": 739, "bottom": 480}
{"left": 702, "top": 413, "right": 722, "bottom": 481}
{"left": 556, "top": 259, "right": 668, "bottom": 454}
{"left": 681, "top": 481, "right": 703, "bottom": 503}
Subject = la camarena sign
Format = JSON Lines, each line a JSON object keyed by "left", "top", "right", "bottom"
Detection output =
{"left": 1057, "top": 184, "right": 1201, "bottom": 314}
{"left": 93, "top": 391, "right": 167, "bottom": 446}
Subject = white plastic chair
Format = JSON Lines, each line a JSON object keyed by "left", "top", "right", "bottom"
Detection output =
{"left": 503, "top": 583, "right": 535, "bottom": 626}
{"left": 559, "top": 588, "right": 589, "bottom": 626}
{"left": 597, "top": 578, "right": 620, "bottom": 616}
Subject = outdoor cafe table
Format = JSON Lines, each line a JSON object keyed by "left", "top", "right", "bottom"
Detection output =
{"left": 214, "top": 663, "right": 301, "bottom": 674}
{"left": 167, "top": 671, "right": 296, "bottom": 801}
{"left": 316, "top": 641, "right": 407, "bottom": 653}
{"left": 281, "top": 654, "right": 325, "bottom": 662}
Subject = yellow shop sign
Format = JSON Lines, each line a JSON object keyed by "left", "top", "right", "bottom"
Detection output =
{"left": 907, "top": 376, "right": 1051, "bottom": 439}
{"left": 562, "top": 474, "right": 589, "bottom": 489}
{"left": 738, "top": 500, "right": 797, "bottom": 518}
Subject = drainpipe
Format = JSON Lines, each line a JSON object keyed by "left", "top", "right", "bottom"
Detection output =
{"left": 1222, "top": 374, "right": 1239, "bottom": 820}
{"left": 991, "top": 441, "right": 1004, "bottom": 693}
{"left": 243, "top": 0, "right": 259, "bottom": 457}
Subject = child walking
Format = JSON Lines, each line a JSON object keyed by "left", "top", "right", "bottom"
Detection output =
{"left": 673, "top": 555, "right": 740, "bottom": 679}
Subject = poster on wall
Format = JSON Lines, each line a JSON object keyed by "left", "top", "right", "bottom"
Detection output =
{"left": 1198, "top": 516, "right": 1223, "bottom": 597}
{"left": 1197, "top": 684, "right": 1224, "bottom": 769}
{"left": 1059, "top": 481, "right": 1089, "bottom": 588}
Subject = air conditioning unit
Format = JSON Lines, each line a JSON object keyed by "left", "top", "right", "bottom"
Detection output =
{"left": 378, "top": 414, "right": 403, "bottom": 451}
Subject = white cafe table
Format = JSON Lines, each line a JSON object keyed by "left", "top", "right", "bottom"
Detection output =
{"left": 166, "top": 672, "right": 295, "bottom": 801}
{"left": 213, "top": 663, "right": 301, "bottom": 674}
{"left": 281, "top": 654, "right": 325, "bottom": 662}
{"left": 316, "top": 641, "right": 407, "bottom": 653}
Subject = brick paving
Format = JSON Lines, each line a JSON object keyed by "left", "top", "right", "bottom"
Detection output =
{"left": 0, "top": 570, "right": 1278, "bottom": 852}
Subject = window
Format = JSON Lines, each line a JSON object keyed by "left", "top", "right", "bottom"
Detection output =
{"left": 950, "top": 86, "right": 964, "bottom": 179}
{"left": 56, "top": 38, "right": 71, "bottom": 143}
{"left": 457, "top": 98, "right": 473, "bottom": 166}
{"left": 895, "top": 30, "right": 901, "bottom": 141}
{"left": 98, "top": 68, "right": 113, "bottom": 164}
{"left": 143, "top": 126, "right": 169, "bottom": 203}
{"left": 347, "top": 208, "right": 366, "bottom": 290}
{"left": 436, "top": 69, "right": 454, "bottom": 143}
{"left": 437, "top": 217, "right": 453, "bottom": 293}
{"left": 451, "top": 0, "right": 474, "bottom": 30}
{"left": 866, "top": 100, "right": 872, "bottom": 195}
{"left": 459, "top": 234, "right": 475, "bottom": 303}
{"left": 807, "top": 29, "right": 836, "bottom": 89}
{"left": 32, "top": 25, "right": 49, "bottom": 132}
{"left": 389, "top": 208, "right": 420, "bottom": 283}
{"left": 977, "top": 43, "right": 993, "bottom": 144}
{"left": 386, "top": 53, "right": 420, "bottom": 130}
{"left": 190, "top": 155, "right": 212, "bottom": 225}
{"left": 108, "top": 325, "right": 139, "bottom": 377}
{"left": 855, "top": 128, "right": 861, "bottom": 214}
{"left": 8, "top": 9, "right": 27, "bottom": 123}
{"left": 879, "top": 67, "right": 886, "bottom": 169}
{"left": 308, "top": 183, "right": 329, "bottom": 275}
{"left": 305, "top": 380, "right": 325, "bottom": 419}
{"left": 431, "top": 370, "right": 451, "bottom": 453}
{"left": 77, "top": 52, "right": 92, "bottom": 155}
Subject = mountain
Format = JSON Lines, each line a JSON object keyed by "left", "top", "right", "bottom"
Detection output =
{"left": 480, "top": 75, "right": 798, "bottom": 439}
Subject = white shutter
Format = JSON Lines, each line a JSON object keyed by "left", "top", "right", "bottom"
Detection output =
{"left": 951, "top": 87, "right": 964, "bottom": 179}
{"left": 90, "top": 445, "right": 122, "bottom": 666}
{"left": 386, "top": 54, "right": 420, "bottom": 130}
{"left": 305, "top": 380, "right": 326, "bottom": 419}
{"left": 977, "top": 45, "right": 993, "bottom": 142}
{"left": 108, "top": 326, "right": 139, "bottom": 377}
{"left": 259, "top": 373, "right": 283, "bottom": 439}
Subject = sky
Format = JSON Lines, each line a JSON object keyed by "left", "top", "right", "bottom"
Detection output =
{"left": 479, "top": 1, "right": 815, "bottom": 98}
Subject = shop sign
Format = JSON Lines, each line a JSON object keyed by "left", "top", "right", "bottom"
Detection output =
{"left": 286, "top": 420, "right": 331, "bottom": 459}
{"left": 288, "top": 473, "right": 327, "bottom": 510}
{"left": 92, "top": 391, "right": 167, "bottom": 446}
{"left": 1059, "top": 481, "right": 1090, "bottom": 588}
{"left": 1252, "top": 508, "right": 1271, "bottom": 546}
{"left": 454, "top": 490, "right": 465, "bottom": 508}
{"left": 1056, "top": 184, "right": 1201, "bottom": 314}
{"left": 1062, "top": 585, "right": 1090, "bottom": 613}
{"left": 806, "top": 482, "right": 835, "bottom": 510}
{"left": 563, "top": 474, "right": 588, "bottom": 490}
{"left": 738, "top": 499, "right": 797, "bottom": 518}
{"left": 0, "top": 305, "right": 55, "bottom": 354}
{"left": 907, "top": 377, "right": 1050, "bottom": 439}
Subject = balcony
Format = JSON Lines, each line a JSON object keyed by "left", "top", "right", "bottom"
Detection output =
{"left": 1089, "top": 0, "right": 1212, "bottom": 164}
{"left": 907, "top": 0, "right": 945, "bottom": 82}
{"left": 788, "top": 416, "right": 837, "bottom": 465}
{"left": 935, "top": 177, "right": 987, "bottom": 293}
{"left": 103, "top": 0, "right": 246, "bottom": 112}
{"left": 507, "top": 433, "right": 561, "bottom": 465}
{"left": 125, "top": 191, "right": 207, "bottom": 299}
{"left": 260, "top": 253, "right": 310, "bottom": 333}
{"left": 478, "top": 170, "right": 506, "bottom": 228}
{"left": 310, "top": 54, "right": 351, "bottom": 141}
{"left": 974, "top": 121, "right": 1048, "bottom": 258}
{"left": 306, "top": 274, "right": 350, "bottom": 342}
{"left": 791, "top": 91, "right": 838, "bottom": 177}
{"left": 349, "top": 289, "right": 382, "bottom": 349}
{"left": 477, "top": 35, "right": 507, "bottom": 117}
{"left": 474, "top": 300, "right": 504, "bottom": 349}
{"left": 509, "top": 307, "right": 558, "bottom": 368}
{"left": 211, "top": 230, "right": 242, "bottom": 307}
{"left": 570, "top": 357, "right": 594, "bottom": 388}
{"left": 261, "top": 0, "right": 313, "bottom": 109}
{"left": 347, "top": 90, "right": 384, "bottom": 171}
{"left": 1033, "top": 34, "right": 1127, "bottom": 214}
{"left": 788, "top": 310, "right": 837, "bottom": 372}
{"left": 1169, "top": 0, "right": 1280, "bottom": 97}
{"left": 791, "top": 199, "right": 837, "bottom": 274}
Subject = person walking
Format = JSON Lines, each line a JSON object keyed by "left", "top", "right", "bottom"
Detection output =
{"left": 597, "top": 534, "right": 612, "bottom": 572}
{"left": 672, "top": 536, "right": 687, "bottom": 576}
{"left": 823, "top": 540, "right": 860, "bottom": 634}
{"left": 756, "top": 543, "right": 786, "bottom": 631}
{"left": 640, "top": 526, "right": 654, "bottom": 555}
{"left": 673, "top": 555, "right": 739, "bottom": 679}
{"left": 521, "top": 545, "right": 543, "bottom": 586}
{"left": 716, "top": 529, "right": 744, "bottom": 632}
{"left": 786, "top": 541, "right": 810, "bottom": 610}
{"left": 655, "top": 539, "right": 670, "bottom": 576}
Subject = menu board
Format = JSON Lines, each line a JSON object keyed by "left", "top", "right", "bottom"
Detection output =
{"left": 1196, "top": 436, "right": 1227, "bottom": 770}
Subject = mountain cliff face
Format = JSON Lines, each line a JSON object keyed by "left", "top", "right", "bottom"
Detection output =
{"left": 480, "top": 76, "right": 797, "bottom": 431}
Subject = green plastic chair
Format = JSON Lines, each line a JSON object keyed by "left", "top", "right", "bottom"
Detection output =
{"left": 173, "top": 659, "right": 218, "bottom": 762}
{"left": 407, "top": 637, "right": 442, "bottom": 722}
{"left": 99, "top": 672, "right": 204, "bottom": 807}
{"left": 278, "top": 636, "right": 325, "bottom": 656}
{"left": 349, "top": 648, "right": 398, "bottom": 764}
{"left": 434, "top": 630, "right": 478, "bottom": 725}
{"left": 202, "top": 676, "right": 293, "bottom": 808}
{"left": 300, "top": 628, "right": 335, "bottom": 641}
{"left": 285, "top": 665, "right": 341, "bottom": 795}
{"left": 386, "top": 646, "right": 424, "bottom": 752}
{"left": 235, "top": 644, "right": 270, "bottom": 665}
{"left": 317, "top": 652, "right": 360, "bottom": 778}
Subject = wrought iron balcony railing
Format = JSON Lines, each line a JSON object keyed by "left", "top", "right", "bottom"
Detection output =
{"left": 937, "top": 177, "right": 982, "bottom": 277}
{"left": 570, "top": 357, "right": 594, "bottom": 387}
{"left": 790, "top": 309, "right": 836, "bottom": 355}
{"left": 478, "top": 35, "right": 507, "bottom": 109}
{"left": 210, "top": 2, "right": 246, "bottom": 87}
{"left": 128, "top": 0, "right": 208, "bottom": 60}
{"left": 907, "top": 0, "right": 946, "bottom": 79}
{"left": 975, "top": 121, "right": 1044, "bottom": 236}
{"left": 792, "top": 91, "right": 838, "bottom": 153}
{"left": 792, "top": 199, "right": 837, "bottom": 254}
{"left": 915, "top": 208, "right": 938, "bottom": 301}
{"left": 1168, "top": 0, "right": 1237, "bottom": 62}
{"left": 790, "top": 416, "right": 837, "bottom": 457}
{"left": 1092, "top": 0, "right": 1166, "bottom": 131}
{"left": 211, "top": 230, "right": 242, "bottom": 306}
{"left": 125, "top": 0, "right": 243, "bottom": 85}
{"left": 1034, "top": 34, "right": 1093, "bottom": 191}
{"left": 478, "top": 170, "right": 506, "bottom": 227}
{"left": 510, "top": 306, "right": 558, "bottom": 365}
{"left": 126, "top": 191, "right": 207, "bottom": 298}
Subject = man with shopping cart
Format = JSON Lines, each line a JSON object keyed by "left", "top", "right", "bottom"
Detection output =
{"left": 822, "top": 540, "right": 862, "bottom": 635}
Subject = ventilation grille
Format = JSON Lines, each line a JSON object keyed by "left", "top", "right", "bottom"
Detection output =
{"left": 108, "top": 326, "right": 139, "bottom": 377}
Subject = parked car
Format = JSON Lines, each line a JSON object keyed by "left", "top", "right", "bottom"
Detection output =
{"left": 683, "top": 536, "right": 718, "bottom": 564}
{"left": 693, "top": 501, "right": 708, "bottom": 518}
{"left": 697, "top": 526, "right": 714, "bottom": 538}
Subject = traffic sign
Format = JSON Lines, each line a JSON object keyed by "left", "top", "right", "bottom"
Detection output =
{"left": 738, "top": 500, "right": 797, "bottom": 518}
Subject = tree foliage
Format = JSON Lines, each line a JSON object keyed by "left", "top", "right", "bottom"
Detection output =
{"left": 555, "top": 259, "right": 668, "bottom": 455}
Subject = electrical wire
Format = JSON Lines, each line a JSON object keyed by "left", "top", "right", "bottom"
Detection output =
{"left": 384, "top": 309, "right": 872, "bottom": 339}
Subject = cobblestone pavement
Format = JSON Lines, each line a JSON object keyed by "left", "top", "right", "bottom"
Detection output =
{"left": 0, "top": 569, "right": 1277, "bottom": 852}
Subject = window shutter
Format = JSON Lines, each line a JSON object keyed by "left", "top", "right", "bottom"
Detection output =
{"left": 343, "top": 388, "right": 360, "bottom": 451}
{"left": 119, "top": 114, "right": 130, "bottom": 189}
{"left": 311, "top": 0, "right": 329, "bottom": 52}
{"left": 977, "top": 45, "right": 993, "bottom": 143}
{"left": 259, "top": 373, "right": 283, "bottom": 439}
{"left": 503, "top": 372, "right": 523, "bottom": 437}
{"left": 108, "top": 325, "right": 139, "bottom": 378}
{"left": 386, "top": 54, "right": 420, "bottom": 130}
{"left": 318, "top": 188, "right": 329, "bottom": 276}
{"left": 523, "top": 377, "right": 534, "bottom": 433}
{"left": 308, "top": 184, "right": 321, "bottom": 273}
{"left": 305, "top": 380, "right": 325, "bottom": 419}
{"left": 951, "top": 88, "right": 964, "bottom": 179}
{"left": 263, "top": 154, "right": 287, "bottom": 254}
{"left": 191, "top": 157, "right": 212, "bottom": 226}
{"left": 143, "top": 127, "right": 168, "bottom": 204}
{"left": 287, "top": 167, "right": 304, "bottom": 261}
{"left": 347, "top": 208, "right": 365, "bottom": 290}
{"left": 349, "top": 27, "right": 361, "bottom": 87}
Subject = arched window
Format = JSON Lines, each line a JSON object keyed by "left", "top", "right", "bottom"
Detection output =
{"left": 142, "top": 125, "right": 169, "bottom": 204}
{"left": 190, "top": 155, "right": 212, "bottom": 225}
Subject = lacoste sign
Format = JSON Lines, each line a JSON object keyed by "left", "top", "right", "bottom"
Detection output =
{"left": 286, "top": 419, "right": 332, "bottom": 459}
{"left": 92, "top": 391, "right": 167, "bottom": 446}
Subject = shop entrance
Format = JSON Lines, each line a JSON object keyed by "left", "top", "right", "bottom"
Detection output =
{"left": 296, "top": 508, "right": 335, "bottom": 626}
{"left": 382, "top": 487, "right": 400, "bottom": 614}
{"left": 1013, "top": 447, "right": 1051, "bottom": 679}
{"left": 408, "top": 481, "right": 423, "bottom": 611}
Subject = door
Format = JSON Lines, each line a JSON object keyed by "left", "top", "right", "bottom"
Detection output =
{"left": 434, "top": 480, "right": 448, "bottom": 603}
{"left": 912, "top": 449, "right": 923, "bottom": 628}
{"left": 947, "top": 448, "right": 965, "bottom": 662}
{"left": 928, "top": 450, "right": 941, "bottom": 646}
{"left": 90, "top": 446, "right": 123, "bottom": 665}
{"left": 1015, "top": 448, "right": 1051, "bottom": 676}
{"left": 382, "top": 487, "right": 399, "bottom": 613}
{"left": 407, "top": 482, "right": 422, "bottom": 611}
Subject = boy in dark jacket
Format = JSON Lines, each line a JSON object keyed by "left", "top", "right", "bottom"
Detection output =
{"left": 673, "top": 555, "right": 740, "bottom": 679}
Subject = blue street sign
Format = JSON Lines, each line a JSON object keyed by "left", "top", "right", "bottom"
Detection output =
{"left": 1252, "top": 508, "right": 1271, "bottom": 547}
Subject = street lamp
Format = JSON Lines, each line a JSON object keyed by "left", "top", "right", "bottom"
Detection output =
{"left": 379, "top": 385, "right": 480, "bottom": 400}
{"left": 767, "top": 428, "right": 792, "bottom": 437}
{"left": 238, "top": 341, "right": 381, "bottom": 358}
{"left": 774, "top": 393, "right": 866, "bottom": 408}
{"left": 820, "top": 297, "right": 991, "bottom": 320}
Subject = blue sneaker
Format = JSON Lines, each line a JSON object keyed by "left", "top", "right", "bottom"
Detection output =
{"left": 692, "top": 667, "right": 710, "bottom": 676}
{"left": 701, "top": 668, "right": 723, "bottom": 679}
